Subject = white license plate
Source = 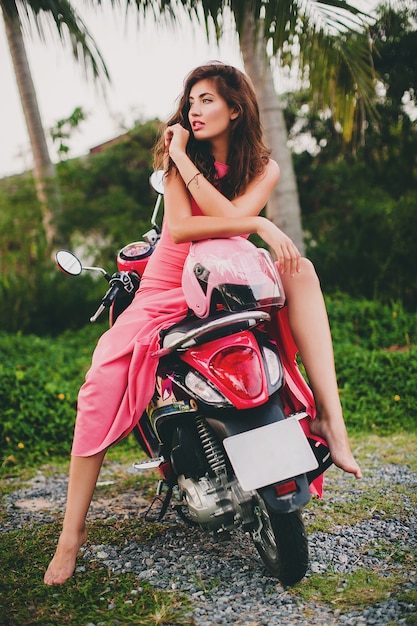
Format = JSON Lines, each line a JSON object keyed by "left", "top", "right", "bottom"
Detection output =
{"left": 223, "top": 418, "right": 318, "bottom": 492}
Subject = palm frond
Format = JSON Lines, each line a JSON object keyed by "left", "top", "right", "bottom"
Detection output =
{"left": 1, "top": 0, "right": 110, "bottom": 83}
{"left": 296, "top": 0, "right": 368, "bottom": 33}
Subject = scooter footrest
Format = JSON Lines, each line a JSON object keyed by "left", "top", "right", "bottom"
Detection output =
{"left": 132, "top": 456, "right": 165, "bottom": 471}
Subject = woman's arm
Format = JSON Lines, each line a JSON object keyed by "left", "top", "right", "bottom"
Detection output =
{"left": 164, "top": 168, "right": 301, "bottom": 276}
{"left": 163, "top": 125, "right": 300, "bottom": 275}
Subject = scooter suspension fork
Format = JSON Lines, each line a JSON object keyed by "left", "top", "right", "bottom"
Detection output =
{"left": 195, "top": 415, "right": 227, "bottom": 475}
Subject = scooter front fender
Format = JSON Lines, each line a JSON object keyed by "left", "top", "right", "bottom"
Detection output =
{"left": 258, "top": 475, "right": 311, "bottom": 514}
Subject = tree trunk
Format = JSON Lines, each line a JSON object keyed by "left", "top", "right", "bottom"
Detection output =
{"left": 240, "top": 11, "right": 305, "bottom": 254}
{"left": 3, "top": 8, "right": 59, "bottom": 249}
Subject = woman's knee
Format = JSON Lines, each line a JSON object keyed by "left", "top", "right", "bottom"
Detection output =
{"left": 281, "top": 257, "right": 320, "bottom": 291}
{"left": 299, "top": 257, "right": 319, "bottom": 282}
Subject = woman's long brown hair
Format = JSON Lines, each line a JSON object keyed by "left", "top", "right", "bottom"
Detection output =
{"left": 153, "top": 62, "right": 271, "bottom": 199}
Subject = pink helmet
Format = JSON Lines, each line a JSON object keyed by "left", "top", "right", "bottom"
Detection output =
{"left": 182, "top": 237, "right": 285, "bottom": 318}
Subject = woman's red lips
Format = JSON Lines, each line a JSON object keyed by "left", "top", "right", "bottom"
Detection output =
{"left": 192, "top": 121, "right": 205, "bottom": 130}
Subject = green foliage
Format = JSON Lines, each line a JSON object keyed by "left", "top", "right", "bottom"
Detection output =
{"left": 50, "top": 106, "right": 87, "bottom": 159}
{"left": 0, "top": 120, "right": 160, "bottom": 334}
{"left": 300, "top": 161, "right": 417, "bottom": 308}
{"left": 56, "top": 119, "right": 161, "bottom": 263}
{"left": 326, "top": 294, "right": 416, "bottom": 350}
{"left": 290, "top": 3, "right": 417, "bottom": 311}
{"left": 0, "top": 323, "right": 106, "bottom": 466}
{"left": 293, "top": 100, "right": 417, "bottom": 309}
{"left": 371, "top": 2, "right": 417, "bottom": 109}
{"left": 335, "top": 345, "right": 416, "bottom": 433}
{"left": 1, "top": 294, "right": 416, "bottom": 468}
{"left": 324, "top": 295, "right": 417, "bottom": 433}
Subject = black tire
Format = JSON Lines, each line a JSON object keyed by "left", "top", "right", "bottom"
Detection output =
{"left": 251, "top": 497, "right": 309, "bottom": 586}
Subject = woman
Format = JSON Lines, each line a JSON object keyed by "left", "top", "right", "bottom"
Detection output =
{"left": 44, "top": 62, "right": 361, "bottom": 586}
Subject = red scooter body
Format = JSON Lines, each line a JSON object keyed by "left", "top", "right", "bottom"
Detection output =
{"left": 113, "top": 236, "right": 329, "bottom": 499}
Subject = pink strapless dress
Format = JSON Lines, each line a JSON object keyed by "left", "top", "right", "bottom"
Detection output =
{"left": 71, "top": 163, "right": 228, "bottom": 456}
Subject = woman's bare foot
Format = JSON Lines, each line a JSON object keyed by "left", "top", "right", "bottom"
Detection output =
{"left": 310, "top": 413, "right": 362, "bottom": 479}
{"left": 44, "top": 526, "right": 87, "bottom": 585}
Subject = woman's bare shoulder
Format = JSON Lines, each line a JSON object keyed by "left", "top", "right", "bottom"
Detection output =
{"left": 265, "top": 158, "right": 280, "bottom": 183}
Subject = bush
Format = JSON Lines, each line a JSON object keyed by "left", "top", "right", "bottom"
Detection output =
{"left": 305, "top": 191, "right": 417, "bottom": 309}
{"left": 326, "top": 295, "right": 417, "bottom": 432}
{"left": 0, "top": 323, "right": 106, "bottom": 466}
{"left": 335, "top": 345, "right": 416, "bottom": 433}
{"left": 326, "top": 294, "right": 416, "bottom": 350}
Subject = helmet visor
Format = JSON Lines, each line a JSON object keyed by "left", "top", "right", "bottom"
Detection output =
{"left": 201, "top": 247, "right": 285, "bottom": 313}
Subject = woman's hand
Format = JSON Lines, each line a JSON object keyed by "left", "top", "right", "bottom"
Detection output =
{"left": 164, "top": 124, "right": 189, "bottom": 162}
{"left": 257, "top": 217, "right": 301, "bottom": 276}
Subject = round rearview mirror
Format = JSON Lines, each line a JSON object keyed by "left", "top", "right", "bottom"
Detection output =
{"left": 55, "top": 249, "right": 83, "bottom": 276}
{"left": 150, "top": 170, "right": 165, "bottom": 195}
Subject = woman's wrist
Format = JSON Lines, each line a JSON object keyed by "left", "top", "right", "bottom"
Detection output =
{"left": 170, "top": 150, "right": 200, "bottom": 188}
{"left": 256, "top": 216, "right": 270, "bottom": 239}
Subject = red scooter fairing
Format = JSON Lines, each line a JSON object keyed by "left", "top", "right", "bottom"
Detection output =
{"left": 111, "top": 244, "right": 330, "bottom": 497}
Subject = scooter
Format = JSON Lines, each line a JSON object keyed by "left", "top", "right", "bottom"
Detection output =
{"left": 55, "top": 171, "right": 332, "bottom": 586}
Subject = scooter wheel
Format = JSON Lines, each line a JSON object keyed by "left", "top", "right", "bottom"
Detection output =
{"left": 251, "top": 497, "right": 309, "bottom": 586}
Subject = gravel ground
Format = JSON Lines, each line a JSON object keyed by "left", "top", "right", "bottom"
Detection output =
{"left": 2, "top": 458, "right": 416, "bottom": 625}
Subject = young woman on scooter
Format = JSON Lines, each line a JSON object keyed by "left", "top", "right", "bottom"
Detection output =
{"left": 44, "top": 62, "right": 361, "bottom": 586}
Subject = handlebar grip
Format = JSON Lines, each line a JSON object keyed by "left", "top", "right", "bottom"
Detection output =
{"left": 90, "top": 272, "right": 138, "bottom": 323}
{"left": 102, "top": 282, "right": 121, "bottom": 306}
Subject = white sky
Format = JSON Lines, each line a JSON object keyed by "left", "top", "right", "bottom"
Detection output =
{"left": 0, "top": 4, "right": 242, "bottom": 177}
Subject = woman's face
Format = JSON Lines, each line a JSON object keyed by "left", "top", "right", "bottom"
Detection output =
{"left": 188, "top": 79, "right": 237, "bottom": 145}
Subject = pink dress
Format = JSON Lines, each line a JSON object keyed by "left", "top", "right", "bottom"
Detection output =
{"left": 72, "top": 162, "right": 228, "bottom": 456}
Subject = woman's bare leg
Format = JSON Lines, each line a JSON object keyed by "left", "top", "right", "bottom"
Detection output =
{"left": 281, "top": 259, "right": 362, "bottom": 478}
{"left": 44, "top": 449, "right": 107, "bottom": 585}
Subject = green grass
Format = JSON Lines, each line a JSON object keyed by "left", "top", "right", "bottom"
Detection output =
{"left": 291, "top": 431, "right": 417, "bottom": 621}
{"left": 397, "top": 589, "right": 417, "bottom": 625}
{"left": 305, "top": 431, "right": 417, "bottom": 533}
{"left": 350, "top": 431, "right": 417, "bottom": 472}
{"left": 292, "top": 568, "right": 405, "bottom": 612}
{"left": 0, "top": 523, "right": 191, "bottom": 625}
{"left": 0, "top": 436, "right": 192, "bottom": 625}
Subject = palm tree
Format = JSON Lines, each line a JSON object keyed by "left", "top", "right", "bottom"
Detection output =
{"left": 123, "top": 0, "right": 376, "bottom": 253}
{"left": 236, "top": 3, "right": 376, "bottom": 252}
{"left": 1, "top": 0, "right": 109, "bottom": 248}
